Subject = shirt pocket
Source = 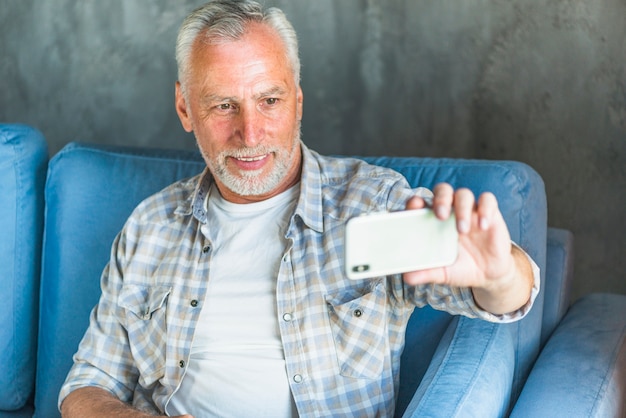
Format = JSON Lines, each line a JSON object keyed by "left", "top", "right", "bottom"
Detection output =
{"left": 118, "top": 284, "right": 171, "bottom": 385}
{"left": 326, "top": 283, "right": 388, "bottom": 379}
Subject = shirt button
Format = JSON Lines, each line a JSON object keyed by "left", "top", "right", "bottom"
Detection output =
{"left": 293, "top": 374, "right": 303, "bottom": 383}
{"left": 190, "top": 300, "right": 198, "bottom": 307}
{"left": 202, "top": 245, "right": 211, "bottom": 254}
{"left": 283, "top": 313, "right": 293, "bottom": 322}
{"left": 354, "top": 309, "right": 363, "bottom": 317}
{"left": 179, "top": 360, "right": 186, "bottom": 368}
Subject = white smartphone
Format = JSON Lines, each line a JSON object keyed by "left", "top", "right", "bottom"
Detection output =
{"left": 344, "top": 209, "right": 459, "bottom": 280}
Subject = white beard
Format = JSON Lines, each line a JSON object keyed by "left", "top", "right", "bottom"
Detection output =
{"left": 202, "top": 128, "right": 301, "bottom": 197}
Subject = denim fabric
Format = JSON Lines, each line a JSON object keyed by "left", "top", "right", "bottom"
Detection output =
{"left": 511, "top": 293, "right": 626, "bottom": 418}
{"left": 0, "top": 125, "right": 47, "bottom": 413}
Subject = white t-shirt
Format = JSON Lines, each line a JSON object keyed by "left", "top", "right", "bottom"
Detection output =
{"left": 166, "top": 184, "right": 299, "bottom": 417}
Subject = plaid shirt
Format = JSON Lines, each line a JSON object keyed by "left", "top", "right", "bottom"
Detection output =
{"left": 60, "top": 144, "right": 536, "bottom": 417}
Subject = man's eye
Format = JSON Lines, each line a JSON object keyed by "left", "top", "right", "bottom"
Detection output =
{"left": 265, "top": 98, "right": 278, "bottom": 105}
{"left": 218, "top": 103, "right": 232, "bottom": 110}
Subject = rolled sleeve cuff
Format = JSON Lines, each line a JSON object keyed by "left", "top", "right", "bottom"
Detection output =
{"left": 58, "top": 362, "right": 133, "bottom": 413}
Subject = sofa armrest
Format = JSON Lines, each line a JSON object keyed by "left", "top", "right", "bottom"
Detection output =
{"left": 0, "top": 124, "right": 47, "bottom": 414}
{"left": 541, "top": 227, "right": 574, "bottom": 345}
{"left": 401, "top": 316, "right": 515, "bottom": 418}
{"left": 511, "top": 293, "right": 626, "bottom": 418}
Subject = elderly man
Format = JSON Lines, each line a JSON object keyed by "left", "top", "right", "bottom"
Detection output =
{"left": 59, "top": 1, "right": 538, "bottom": 417}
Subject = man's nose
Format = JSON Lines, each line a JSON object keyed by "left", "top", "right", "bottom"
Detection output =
{"left": 237, "top": 107, "right": 264, "bottom": 147}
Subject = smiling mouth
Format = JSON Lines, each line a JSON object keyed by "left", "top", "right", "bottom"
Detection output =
{"left": 228, "top": 153, "right": 272, "bottom": 171}
{"left": 234, "top": 154, "right": 269, "bottom": 162}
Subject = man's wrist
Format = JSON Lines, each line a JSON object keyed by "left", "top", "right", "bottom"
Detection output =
{"left": 471, "top": 245, "right": 533, "bottom": 315}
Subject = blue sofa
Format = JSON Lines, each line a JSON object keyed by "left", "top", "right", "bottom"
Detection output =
{"left": 1, "top": 123, "right": 624, "bottom": 417}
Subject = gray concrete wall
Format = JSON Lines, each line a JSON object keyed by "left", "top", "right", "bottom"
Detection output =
{"left": 1, "top": 0, "right": 624, "bottom": 302}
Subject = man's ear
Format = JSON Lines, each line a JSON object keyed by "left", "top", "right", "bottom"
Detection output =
{"left": 175, "top": 82, "right": 193, "bottom": 133}
{"left": 296, "top": 85, "right": 304, "bottom": 122}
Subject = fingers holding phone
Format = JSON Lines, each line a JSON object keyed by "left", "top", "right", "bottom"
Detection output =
{"left": 402, "top": 183, "right": 514, "bottom": 288}
{"left": 345, "top": 183, "right": 513, "bottom": 287}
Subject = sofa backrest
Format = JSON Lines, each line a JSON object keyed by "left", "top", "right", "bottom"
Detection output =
{"left": 0, "top": 124, "right": 48, "bottom": 415}
{"left": 34, "top": 142, "right": 547, "bottom": 417}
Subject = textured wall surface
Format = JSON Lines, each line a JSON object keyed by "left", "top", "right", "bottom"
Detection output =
{"left": 1, "top": 0, "right": 625, "bottom": 301}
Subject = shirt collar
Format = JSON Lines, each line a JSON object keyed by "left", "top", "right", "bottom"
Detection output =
{"left": 182, "top": 142, "right": 324, "bottom": 233}
{"left": 173, "top": 166, "right": 212, "bottom": 223}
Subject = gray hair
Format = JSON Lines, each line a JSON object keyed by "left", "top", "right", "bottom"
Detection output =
{"left": 176, "top": 0, "right": 301, "bottom": 93}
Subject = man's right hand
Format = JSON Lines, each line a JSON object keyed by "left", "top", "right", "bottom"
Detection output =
{"left": 61, "top": 386, "right": 194, "bottom": 418}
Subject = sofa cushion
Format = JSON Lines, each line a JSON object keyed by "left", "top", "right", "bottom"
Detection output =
{"left": 0, "top": 124, "right": 47, "bottom": 412}
{"left": 511, "top": 293, "right": 626, "bottom": 418}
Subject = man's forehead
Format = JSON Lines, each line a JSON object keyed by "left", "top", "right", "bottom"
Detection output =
{"left": 198, "top": 82, "right": 290, "bottom": 103}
